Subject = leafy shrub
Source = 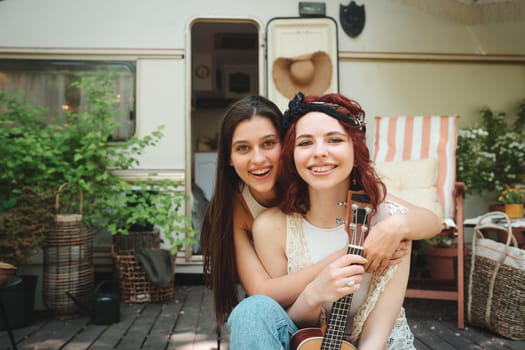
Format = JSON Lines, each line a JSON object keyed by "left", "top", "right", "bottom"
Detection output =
{"left": 0, "top": 71, "right": 194, "bottom": 262}
{"left": 456, "top": 100, "right": 525, "bottom": 195}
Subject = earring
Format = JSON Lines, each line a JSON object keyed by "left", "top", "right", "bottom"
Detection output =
{"left": 350, "top": 167, "right": 363, "bottom": 190}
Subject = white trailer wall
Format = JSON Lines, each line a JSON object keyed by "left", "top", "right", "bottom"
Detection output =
{"left": 2, "top": 0, "right": 524, "bottom": 171}
{"left": 1, "top": 0, "right": 524, "bottom": 268}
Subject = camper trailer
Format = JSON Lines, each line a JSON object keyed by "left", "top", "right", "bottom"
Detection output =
{"left": 1, "top": 0, "right": 524, "bottom": 278}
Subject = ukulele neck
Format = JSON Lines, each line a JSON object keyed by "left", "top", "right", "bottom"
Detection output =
{"left": 320, "top": 191, "right": 372, "bottom": 350}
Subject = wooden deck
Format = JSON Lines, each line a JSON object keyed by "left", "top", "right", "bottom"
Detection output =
{"left": 1, "top": 279, "right": 523, "bottom": 350}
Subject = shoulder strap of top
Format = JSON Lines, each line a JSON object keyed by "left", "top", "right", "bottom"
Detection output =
{"left": 241, "top": 183, "right": 267, "bottom": 219}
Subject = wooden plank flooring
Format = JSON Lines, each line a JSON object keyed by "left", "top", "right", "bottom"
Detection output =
{"left": 1, "top": 283, "right": 523, "bottom": 349}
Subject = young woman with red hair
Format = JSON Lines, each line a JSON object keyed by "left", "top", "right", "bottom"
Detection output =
{"left": 227, "top": 92, "right": 442, "bottom": 349}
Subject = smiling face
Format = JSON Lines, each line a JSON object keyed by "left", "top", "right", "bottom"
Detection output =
{"left": 293, "top": 112, "right": 354, "bottom": 191}
{"left": 230, "top": 115, "right": 281, "bottom": 204}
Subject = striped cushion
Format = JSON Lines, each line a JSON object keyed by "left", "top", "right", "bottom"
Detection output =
{"left": 372, "top": 115, "right": 459, "bottom": 220}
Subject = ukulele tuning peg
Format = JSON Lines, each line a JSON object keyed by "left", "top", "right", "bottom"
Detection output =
{"left": 361, "top": 225, "right": 368, "bottom": 233}
{"left": 351, "top": 203, "right": 359, "bottom": 210}
{"left": 365, "top": 207, "right": 372, "bottom": 214}
{"left": 337, "top": 201, "right": 347, "bottom": 206}
{"left": 336, "top": 218, "right": 345, "bottom": 225}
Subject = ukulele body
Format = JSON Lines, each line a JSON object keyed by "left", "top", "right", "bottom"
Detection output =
{"left": 291, "top": 328, "right": 357, "bottom": 350}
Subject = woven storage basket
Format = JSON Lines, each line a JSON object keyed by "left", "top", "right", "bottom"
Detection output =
{"left": 113, "top": 247, "right": 175, "bottom": 303}
{"left": 466, "top": 212, "right": 525, "bottom": 340}
{"left": 44, "top": 183, "right": 94, "bottom": 319}
{"left": 113, "top": 229, "right": 160, "bottom": 254}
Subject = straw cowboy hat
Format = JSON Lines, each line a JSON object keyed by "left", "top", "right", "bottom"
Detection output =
{"left": 272, "top": 50, "right": 332, "bottom": 99}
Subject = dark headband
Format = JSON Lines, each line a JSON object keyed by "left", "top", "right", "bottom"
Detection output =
{"left": 282, "top": 92, "right": 365, "bottom": 132}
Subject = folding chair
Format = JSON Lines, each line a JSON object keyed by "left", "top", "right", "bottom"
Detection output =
{"left": 372, "top": 115, "right": 465, "bottom": 329}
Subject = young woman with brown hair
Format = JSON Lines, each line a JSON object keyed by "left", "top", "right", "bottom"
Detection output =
{"left": 200, "top": 95, "right": 345, "bottom": 334}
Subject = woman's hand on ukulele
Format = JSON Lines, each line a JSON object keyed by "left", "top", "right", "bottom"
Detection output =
{"left": 304, "top": 253, "right": 366, "bottom": 305}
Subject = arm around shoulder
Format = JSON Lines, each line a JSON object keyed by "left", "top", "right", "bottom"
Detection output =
{"left": 242, "top": 208, "right": 346, "bottom": 307}
{"left": 384, "top": 193, "right": 443, "bottom": 241}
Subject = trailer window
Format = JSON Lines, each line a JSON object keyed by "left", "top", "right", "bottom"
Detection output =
{"left": 0, "top": 59, "right": 136, "bottom": 141}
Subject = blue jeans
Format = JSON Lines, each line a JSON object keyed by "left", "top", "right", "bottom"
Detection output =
{"left": 227, "top": 295, "right": 299, "bottom": 350}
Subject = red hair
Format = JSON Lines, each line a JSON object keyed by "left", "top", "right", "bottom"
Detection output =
{"left": 277, "top": 93, "right": 386, "bottom": 214}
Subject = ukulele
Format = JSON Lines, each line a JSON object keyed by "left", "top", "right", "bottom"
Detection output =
{"left": 290, "top": 190, "right": 374, "bottom": 350}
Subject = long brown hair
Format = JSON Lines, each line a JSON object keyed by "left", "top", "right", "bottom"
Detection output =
{"left": 277, "top": 93, "right": 385, "bottom": 214}
{"left": 200, "top": 95, "right": 283, "bottom": 332}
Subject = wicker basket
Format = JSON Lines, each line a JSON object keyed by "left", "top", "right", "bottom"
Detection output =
{"left": 466, "top": 212, "right": 525, "bottom": 340}
{"left": 113, "top": 247, "right": 175, "bottom": 303}
{"left": 112, "top": 229, "right": 160, "bottom": 254}
{"left": 44, "top": 183, "right": 94, "bottom": 319}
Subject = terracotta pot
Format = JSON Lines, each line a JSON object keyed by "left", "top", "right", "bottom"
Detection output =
{"left": 488, "top": 203, "right": 505, "bottom": 212}
{"left": 504, "top": 203, "right": 524, "bottom": 219}
{"left": 426, "top": 247, "right": 457, "bottom": 281}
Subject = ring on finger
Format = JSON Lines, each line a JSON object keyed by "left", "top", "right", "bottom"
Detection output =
{"left": 345, "top": 278, "right": 355, "bottom": 287}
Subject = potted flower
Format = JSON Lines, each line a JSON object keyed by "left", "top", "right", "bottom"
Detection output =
{"left": 498, "top": 186, "right": 525, "bottom": 218}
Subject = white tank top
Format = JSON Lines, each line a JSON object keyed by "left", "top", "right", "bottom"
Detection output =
{"left": 298, "top": 218, "right": 373, "bottom": 324}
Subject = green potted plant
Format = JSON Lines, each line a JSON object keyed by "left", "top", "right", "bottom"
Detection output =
{"left": 101, "top": 178, "right": 195, "bottom": 254}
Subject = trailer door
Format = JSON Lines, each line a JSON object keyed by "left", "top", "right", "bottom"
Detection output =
{"left": 266, "top": 17, "right": 339, "bottom": 111}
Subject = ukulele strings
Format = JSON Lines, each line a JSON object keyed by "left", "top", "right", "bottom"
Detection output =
{"left": 348, "top": 203, "right": 371, "bottom": 255}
